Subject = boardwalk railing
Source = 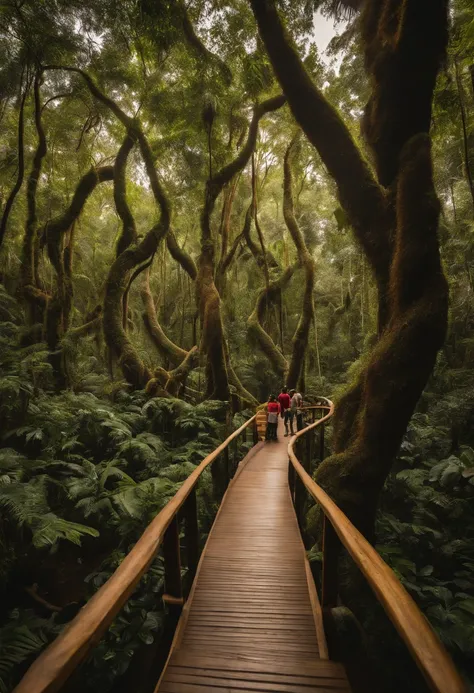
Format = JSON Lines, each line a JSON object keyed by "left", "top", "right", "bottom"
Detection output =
{"left": 288, "top": 399, "right": 467, "bottom": 693}
{"left": 14, "top": 414, "right": 259, "bottom": 693}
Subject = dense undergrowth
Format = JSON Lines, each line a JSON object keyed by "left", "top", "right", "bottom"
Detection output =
{"left": 0, "top": 287, "right": 246, "bottom": 692}
{"left": 308, "top": 359, "right": 474, "bottom": 691}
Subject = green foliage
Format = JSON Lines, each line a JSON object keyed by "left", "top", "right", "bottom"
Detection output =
{"left": 0, "top": 293, "right": 229, "bottom": 691}
{"left": 374, "top": 413, "right": 474, "bottom": 681}
{"left": 0, "top": 610, "right": 57, "bottom": 693}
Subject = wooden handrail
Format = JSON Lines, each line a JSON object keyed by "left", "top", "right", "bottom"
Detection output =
{"left": 288, "top": 401, "right": 467, "bottom": 693}
{"left": 14, "top": 415, "right": 257, "bottom": 693}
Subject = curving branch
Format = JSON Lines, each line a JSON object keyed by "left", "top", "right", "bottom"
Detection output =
{"left": 151, "top": 345, "right": 200, "bottom": 397}
{"left": 45, "top": 167, "right": 113, "bottom": 387}
{"left": 248, "top": 264, "right": 297, "bottom": 379}
{"left": 42, "top": 65, "right": 171, "bottom": 230}
{"left": 113, "top": 131, "right": 138, "bottom": 331}
{"left": 0, "top": 73, "right": 29, "bottom": 249}
{"left": 179, "top": 1, "right": 232, "bottom": 85}
{"left": 166, "top": 230, "right": 197, "bottom": 280}
{"left": 46, "top": 167, "right": 114, "bottom": 273}
{"left": 141, "top": 266, "right": 188, "bottom": 367}
{"left": 197, "top": 94, "right": 285, "bottom": 401}
{"left": 42, "top": 66, "right": 172, "bottom": 388}
{"left": 249, "top": 0, "right": 391, "bottom": 327}
{"left": 114, "top": 132, "right": 137, "bottom": 257}
{"left": 22, "top": 71, "right": 48, "bottom": 308}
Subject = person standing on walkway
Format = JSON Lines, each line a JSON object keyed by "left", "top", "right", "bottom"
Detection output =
{"left": 288, "top": 389, "right": 303, "bottom": 434}
{"left": 265, "top": 395, "right": 280, "bottom": 441}
{"left": 278, "top": 387, "right": 291, "bottom": 436}
{"left": 295, "top": 390, "right": 304, "bottom": 431}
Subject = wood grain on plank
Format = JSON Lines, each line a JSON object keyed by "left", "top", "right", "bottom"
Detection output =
{"left": 157, "top": 419, "right": 347, "bottom": 693}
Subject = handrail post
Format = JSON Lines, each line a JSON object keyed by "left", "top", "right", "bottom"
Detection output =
{"left": 253, "top": 418, "right": 258, "bottom": 445}
{"left": 183, "top": 487, "right": 199, "bottom": 584}
{"left": 306, "top": 429, "right": 312, "bottom": 477}
{"left": 288, "top": 457, "right": 296, "bottom": 502}
{"left": 223, "top": 446, "right": 230, "bottom": 486}
{"left": 321, "top": 514, "right": 339, "bottom": 609}
{"left": 320, "top": 421, "right": 325, "bottom": 462}
{"left": 233, "top": 436, "right": 238, "bottom": 475}
{"left": 163, "top": 515, "right": 183, "bottom": 605}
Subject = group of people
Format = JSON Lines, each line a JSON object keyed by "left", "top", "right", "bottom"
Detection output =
{"left": 265, "top": 387, "right": 304, "bottom": 441}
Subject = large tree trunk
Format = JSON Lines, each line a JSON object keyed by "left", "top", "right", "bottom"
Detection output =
{"left": 283, "top": 137, "right": 316, "bottom": 390}
{"left": 44, "top": 66, "right": 173, "bottom": 389}
{"left": 250, "top": 0, "right": 449, "bottom": 538}
{"left": 248, "top": 265, "right": 295, "bottom": 379}
{"left": 454, "top": 59, "right": 474, "bottom": 213}
{"left": 22, "top": 71, "right": 49, "bottom": 320}
{"left": 141, "top": 266, "right": 188, "bottom": 366}
{"left": 197, "top": 94, "right": 285, "bottom": 401}
{"left": 0, "top": 73, "right": 28, "bottom": 250}
{"left": 114, "top": 131, "right": 138, "bottom": 331}
{"left": 45, "top": 166, "right": 114, "bottom": 387}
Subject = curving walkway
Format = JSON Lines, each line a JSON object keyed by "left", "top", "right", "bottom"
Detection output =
{"left": 157, "top": 419, "right": 351, "bottom": 692}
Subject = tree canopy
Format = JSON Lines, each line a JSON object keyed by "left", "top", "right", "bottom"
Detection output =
{"left": 1, "top": 0, "right": 474, "bottom": 691}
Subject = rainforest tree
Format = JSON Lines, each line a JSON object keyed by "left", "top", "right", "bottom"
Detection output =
{"left": 1, "top": 0, "right": 474, "bottom": 690}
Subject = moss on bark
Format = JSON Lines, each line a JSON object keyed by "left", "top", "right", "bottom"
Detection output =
{"left": 141, "top": 266, "right": 188, "bottom": 366}
{"left": 22, "top": 72, "right": 48, "bottom": 320}
{"left": 197, "top": 94, "right": 285, "bottom": 401}
{"left": 0, "top": 74, "right": 28, "bottom": 249}
{"left": 248, "top": 265, "right": 296, "bottom": 379}
{"left": 283, "top": 138, "right": 316, "bottom": 390}
{"left": 251, "top": 0, "right": 449, "bottom": 538}
{"left": 45, "top": 167, "right": 114, "bottom": 386}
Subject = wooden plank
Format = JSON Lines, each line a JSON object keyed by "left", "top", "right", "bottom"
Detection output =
{"left": 158, "top": 418, "right": 348, "bottom": 693}
{"left": 163, "top": 671, "right": 350, "bottom": 691}
{"left": 169, "top": 653, "right": 347, "bottom": 678}
{"left": 288, "top": 401, "right": 467, "bottom": 693}
{"left": 166, "top": 666, "right": 344, "bottom": 686}
{"left": 160, "top": 682, "right": 349, "bottom": 693}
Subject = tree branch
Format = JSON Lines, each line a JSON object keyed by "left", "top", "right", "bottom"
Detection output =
{"left": 0, "top": 73, "right": 29, "bottom": 248}
{"left": 249, "top": 0, "right": 389, "bottom": 279}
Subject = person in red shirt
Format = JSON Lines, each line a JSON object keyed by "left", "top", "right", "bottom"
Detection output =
{"left": 266, "top": 395, "right": 280, "bottom": 441}
{"left": 278, "top": 387, "right": 291, "bottom": 436}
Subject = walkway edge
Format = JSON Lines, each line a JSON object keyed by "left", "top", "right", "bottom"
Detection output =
{"left": 154, "top": 440, "right": 266, "bottom": 693}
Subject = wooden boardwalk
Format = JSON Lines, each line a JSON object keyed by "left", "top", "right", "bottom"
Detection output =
{"left": 157, "top": 420, "right": 351, "bottom": 692}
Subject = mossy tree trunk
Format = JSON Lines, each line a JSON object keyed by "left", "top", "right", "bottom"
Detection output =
{"left": 250, "top": 0, "right": 449, "bottom": 538}
{"left": 45, "top": 166, "right": 114, "bottom": 387}
{"left": 197, "top": 94, "right": 285, "bottom": 401}
{"left": 0, "top": 72, "right": 28, "bottom": 250}
{"left": 247, "top": 264, "right": 296, "bottom": 379}
{"left": 44, "top": 66, "right": 173, "bottom": 389}
{"left": 283, "top": 136, "right": 316, "bottom": 391}
{"left": 113, "top": 131, "right": 138, "bottom": 331}
{"left": 22, "top": 71, "right": 49, "bottom": 320}
{"left": 141, "top": 266, "right": 188, "bottom": 366}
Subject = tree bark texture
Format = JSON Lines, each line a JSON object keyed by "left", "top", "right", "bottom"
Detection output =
{"left": 250, "top": 0, "right": 449, "bottom": 538}
{"left": 197, "top": 94, "right": 285, "bottom": 401}
{"left": 283, "top": 138, "right": 316, "bottom": 390}
{"left": 0, "top": 73, "right": 29, "bottom": 249}
{"left": 22, "top": 71, "right": 49, "bottom": 317}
